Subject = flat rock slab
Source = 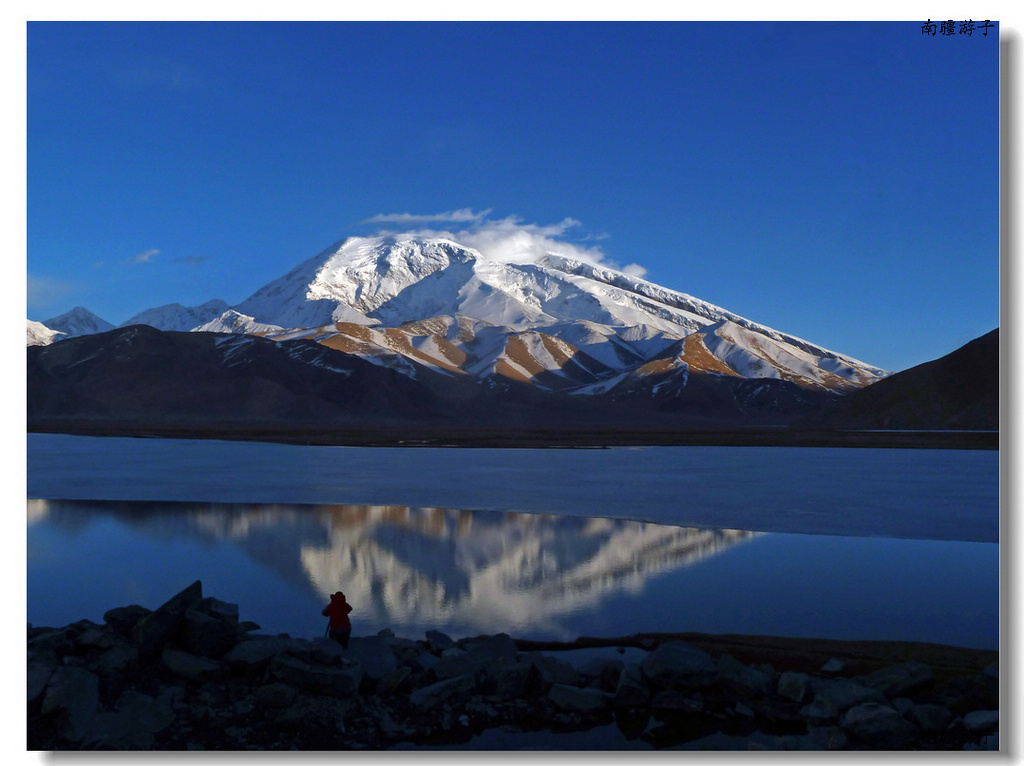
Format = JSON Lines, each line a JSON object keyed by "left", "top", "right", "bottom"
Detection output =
{"left": 161, "top": 648, "right": 225, "bottom": 682}
{"left": 809, "top": 677, "right": 888, "bottom": 711}
{"left": 408, "top": 673, "right": 476, "bottom": 711}
{"left": 640, "top": 641, "right": 716, "bottom": 688}
{"left": 963, "top": 709, "right": 999, "bottom": 732}
{"left": 222, "top": 637, "right": 294, "bottom": 670}
{"left": 863, "top": 661, "right": 935, "bottom": 697}
{"left": 840, "top": 702, "right": 916, "bottom": 749}
{"left": 270, "top": 653, "right": 363, "bottom": 696}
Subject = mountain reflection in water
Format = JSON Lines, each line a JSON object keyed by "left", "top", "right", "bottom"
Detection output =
{"left": 27, "top": 500, "right": 757, "bottom": 640}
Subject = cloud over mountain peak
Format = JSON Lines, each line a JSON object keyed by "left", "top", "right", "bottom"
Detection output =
{"left": 362, "top": 210, "right": 637, "bottom": 275}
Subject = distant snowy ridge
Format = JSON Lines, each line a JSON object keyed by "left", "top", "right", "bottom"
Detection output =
{"left": 122, "top": 299, "right": 229, "bottom": 332}
{"left": 27, "top": 320, "right": 64, "bottom": 346}
{"left": 40, "top": 306, "right": 115, "bottom": 339}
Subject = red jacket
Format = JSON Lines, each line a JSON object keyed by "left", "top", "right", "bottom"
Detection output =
{"left": 322, "top": 592, "right": 352, "bottom": 630}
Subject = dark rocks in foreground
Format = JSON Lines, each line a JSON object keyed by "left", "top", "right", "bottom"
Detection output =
{"left": 28, "top": 581, "right": 1000, "bottom": 751}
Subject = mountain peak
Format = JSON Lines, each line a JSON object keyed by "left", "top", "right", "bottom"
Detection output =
{"left": 121, "top": 299, "right": 230, "bottom": 332}
{"left": 29, "top": 231, "right": 890, "bottom": 402}
{"left": 41, "top": 306, "right": 115, "bottom": 339}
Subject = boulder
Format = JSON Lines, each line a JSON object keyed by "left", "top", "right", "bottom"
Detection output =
{"left": 75, "top": 624, "right": 120, "bottom": 651}
{"left": 717, "top": 653, "right": 771, "bottom": 695}
{"left": 408, "top": 673, "right": 476, "bottom": 711}
{"left": 28, "top": 626, "right": 75, "bottom": 661}
{"left": 221, "top": 636, "right": 291, "bottom": 671}
{"left": 463, "top": 633, "right": 519, "bottom": 666}
{"left": 278, "top": 636, "right": 314, "bottom": 661}
{"left": 269, "top": 653, "right": 363, "bottom": 696}
{"left": 237, "top": 620, "right": 261, "bottom": 635}
{"left": 103, "top": 605, "right": 152, "bottom": 639}
{"left": 488, "top": 660, "right": 538, "bottom": 700}
{"left": 180, "top": 609, "right": 238, "bottom": 659}
{"left": 840, "top": 702, "right": 916, "bottom": 749}
{"left": 131, "top": 581, "right": 204, "bottom": 659}
{"left": 640, "top": 641, "right": 716, "bottom": 688}
{"left": 86, "top": 643, "right": 141, "bottom": 691}
{"left": 310, "top": 637, "right": 347, "bottom": 666}
{"left": 529, "top": 653, "right": 579, "bottom": 690}
{"left": 548, "top": 683, "right": 611, "bottom": 713}
{"left": 905, "top": 703, "right": 953, "bottom": 733}
{"left": 425, "top": 630, "right": 455, "bottom": 652}
{"left": 346, "top": 636, "right": 399, "bottom": 682}
{"left": 433, "top": 652, "right": 484, "bottom": 682}
{"left": 820, "top": 658, "right": 845, "bottom": 674}
{"left": 194, "top": 597, "right": 239, "bottom": 627}
{"left": 777, "top": 671, "right": 810, "bottom": 703}
{"left": 799, "top": 696, "right": 839, "bottom": 725}
{"left": 161, "top": 648, "right": 226, "bottom": 683}
{"left": 891, "top": 697, "right": 913, "bottom": 714}
{"left": 613, "top": 663, "right": 649, "bottom": 708}
{"left": 862, "top": 661, "right": 935, "bottom": 697}
{"left": 413, "top": 653, "right": 441, "bottom": 674}
{"left": 376, "top": 665, "right": 413, "bottom": 696}
{"left": 83, "top": 688, "right": 178, "bottom": 749}
{"left": 579, "top": 658, "right": 624, "bottom": 693}
{"left": 28, "top": 659, "right": 56, "bottom": 707}
{"left": 809, "top": 677, "right": 888, "bottom": 711}
{"left": 40, "top": 665, "right": 100, "bottom": 744}
{"left": 962, "top": 709, "right": 998, "bottom": 732}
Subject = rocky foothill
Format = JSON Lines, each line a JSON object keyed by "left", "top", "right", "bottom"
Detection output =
{"left": 28, "top": 581, "right": 999, "bottom": 751}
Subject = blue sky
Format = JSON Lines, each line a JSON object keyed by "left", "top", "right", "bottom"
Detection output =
{"left": 26, "top": 20, "right": 1000, "bottom": 372}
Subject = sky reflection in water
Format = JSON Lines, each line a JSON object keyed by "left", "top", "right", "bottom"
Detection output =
{"left": 27, "top": 500, "right": 998, "bottom": 650}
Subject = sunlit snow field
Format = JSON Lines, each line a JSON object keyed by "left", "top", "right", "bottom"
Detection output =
{"left": 27, "top": 434, "right": 999, "bottom": 649}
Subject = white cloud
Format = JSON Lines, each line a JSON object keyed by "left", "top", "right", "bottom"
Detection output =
{"left": 125, "top": 249, "right": 160, "bottom": 264}
{"left": 368, "top": 211, "right": 646, "bottom": 277}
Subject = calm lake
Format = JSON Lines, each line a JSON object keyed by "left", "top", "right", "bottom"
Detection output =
{"left": 27, "top": 434, "right": 999, "bottom": 650}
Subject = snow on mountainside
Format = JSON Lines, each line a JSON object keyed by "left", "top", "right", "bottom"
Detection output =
{"left": 121, "top": 299, "right": 229, "bottom": 332}
{"left": 194, "top": 310, "right": 283, "bottom": 335}
{"left": 213, "top": 234, "right": 887, "bottom": 393}
{"left": 27, "top": 320, "right": 64, "bottom": 346}
{"left": 29, "top": 233, "right": 888, "bottom": 400}
{"left": 40, "top": 307, "right": 115, "bottom": 339}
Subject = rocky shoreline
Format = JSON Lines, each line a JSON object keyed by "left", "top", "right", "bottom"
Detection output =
{"left": 28, "top": 581, "right": 1000, "bottom": 751}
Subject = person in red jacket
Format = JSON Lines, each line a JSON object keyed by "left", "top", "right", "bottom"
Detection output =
{"left": 322, "top": 591, "right": 353, "bottom": 648}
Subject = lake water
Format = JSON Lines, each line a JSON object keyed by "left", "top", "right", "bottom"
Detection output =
{"left": 26, "top": 434, "right": 1000, "bottom": 650}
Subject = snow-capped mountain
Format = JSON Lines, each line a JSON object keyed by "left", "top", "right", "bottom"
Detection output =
{"left": 41, "top": 306, "right": 115, "bottom": 339}
{"left": 28, "top": 233, "right": 892, "bottom": 433}
{"left": 204, "top": 235, "right": 887, "bottom": 395}
{"left": 26, "top": 320, "right": 64, "bottom": 346}
{"left": 121, "top": 299, "right": 229, "bottom": 332}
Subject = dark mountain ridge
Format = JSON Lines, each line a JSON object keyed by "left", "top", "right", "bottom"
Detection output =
{"left": 28, "top": 325, "right": 841, "bottom": 437}
{"left": 797, "top": 329, "right": 998, "bottom": 431}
